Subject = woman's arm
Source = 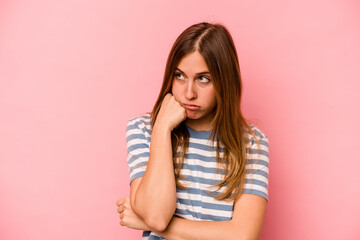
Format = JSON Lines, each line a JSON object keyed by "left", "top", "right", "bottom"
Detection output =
{"left": 130, "top": 125, "right": 175, "bottom": 232}
{"left": 156, "top": 194, "right": 267, "bottom": 240}
{"left": 118, "top": 193, "right": 267, "bottom": 240}
{"left": 130, "top": 94, "right": 187, "bottom": 232}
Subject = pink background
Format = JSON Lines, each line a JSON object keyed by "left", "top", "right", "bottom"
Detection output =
{"left": 1, "top": 0, "right": 359, "bottom": 239}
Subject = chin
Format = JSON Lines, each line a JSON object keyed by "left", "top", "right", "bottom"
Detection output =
{"left": 185, "top": 111, "right": 203, "bottom": 119}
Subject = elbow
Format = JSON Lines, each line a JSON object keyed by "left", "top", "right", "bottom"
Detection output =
{"left": 132, "top": 197, "right": 175, "bottom": 232}
{"left": 131, "top": 201, "right": 171, "bottom": 232}
{"left": 144, "top": 216, "right": 170, "bottom": 232}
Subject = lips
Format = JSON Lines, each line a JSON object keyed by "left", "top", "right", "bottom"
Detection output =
{"left": 182, "top": 104, "right": 200, "bottom": 110}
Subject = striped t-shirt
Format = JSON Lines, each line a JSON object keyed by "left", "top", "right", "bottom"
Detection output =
{"left": 126, "top": 113, "right": 269, "bottom": 240}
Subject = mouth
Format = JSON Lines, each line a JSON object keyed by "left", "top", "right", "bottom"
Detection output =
{"left": 182, "top": 104, "right": 200, "bottom": 110}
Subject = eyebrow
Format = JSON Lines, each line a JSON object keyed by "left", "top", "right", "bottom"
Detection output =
{"left": 175, "top": 68, "right": 210, "bottom": 76}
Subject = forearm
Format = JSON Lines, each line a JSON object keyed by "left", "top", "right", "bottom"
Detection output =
{"left": 133, "top": 123, "right": 177, "bottom": 230}
{"left": 155, "top": 217, "right": 243, "bottom": 240}
{"left": 155, "top": 194, "right": 267, "bottom": 240}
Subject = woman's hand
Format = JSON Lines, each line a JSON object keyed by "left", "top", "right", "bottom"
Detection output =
{"left": 116, "top": 196, "right": 150, "bottom": 231}
{"left": 155, "top": 93, "right": 187, "bottom": 131}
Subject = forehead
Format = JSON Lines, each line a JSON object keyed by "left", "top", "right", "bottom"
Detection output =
{"left": 177, "top": 51, "right": 209, "bottom": 74}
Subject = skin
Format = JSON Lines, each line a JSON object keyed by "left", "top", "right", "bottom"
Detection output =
{"left": 172, "top": 50, "right": 217, "bottom": 131}
{"left": 116, "top": 51, "right": 267, "bottom": 239}
{"left": 126, "top": 93, "right": 184, "bottom": 232}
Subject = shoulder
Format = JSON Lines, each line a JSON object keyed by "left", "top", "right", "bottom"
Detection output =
{"left": 126, "top": 113, "right": 153, "bottom": 142}
{"left": 248, "top": 124, "right": 268, "bottom": 145}
{"left": 126, "top": 113, "right": 152, "bottom": 131}
{"left": 126, "top": 113, "right": 152, "bottom": 145}
{"left": 248, "top": 124, "right": 268, "bottom": 139}
{"left": 128, "top": 112, "right": 151, "bottom": 125}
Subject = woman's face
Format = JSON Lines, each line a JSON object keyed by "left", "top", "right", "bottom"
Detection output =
{"left": 171, "top": 51, "right": 217, "bottom": 130}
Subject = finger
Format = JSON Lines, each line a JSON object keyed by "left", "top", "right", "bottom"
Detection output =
{"left": 123, "top": 201, "right": 131, "bottom": 208}
{"left": 116, "top": 197, "right": 127, "bottom": 206}
{"left": 116, "top": 198, "right": 125, "bottom": 206}
{"left": 117, "top": 205, "right": 125, "bottom": 214}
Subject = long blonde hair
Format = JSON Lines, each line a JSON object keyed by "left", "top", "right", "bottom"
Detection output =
{"left": 151, "top": 22, "right": 259, "bottom": 201}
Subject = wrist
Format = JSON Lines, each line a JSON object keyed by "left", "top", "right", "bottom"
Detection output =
{"left": 153, "top": 121, "right": 172, "bottom": 133}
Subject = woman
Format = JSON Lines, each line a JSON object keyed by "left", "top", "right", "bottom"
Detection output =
{"left": 117, "top": 22, "right": 269, "bottom": 239}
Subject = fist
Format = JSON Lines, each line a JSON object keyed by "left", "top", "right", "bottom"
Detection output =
{"left": 156, "top": 93, "right": 187, "bottom": 131}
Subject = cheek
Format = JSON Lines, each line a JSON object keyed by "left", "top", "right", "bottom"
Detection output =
{"left": 171, "top": 81, "right": 176, "bottom": 92}
{"left": 205, "top": 89, "right": 216, "bottom": 106}
{"left": 171, "top": 82, "right": 182, "bottom": 99}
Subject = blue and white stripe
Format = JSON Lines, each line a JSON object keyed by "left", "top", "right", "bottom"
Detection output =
{"left": 126, "top": 113, "right": 269, "bottom": 240}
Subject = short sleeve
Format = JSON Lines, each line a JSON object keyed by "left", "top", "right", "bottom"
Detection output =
{"left": 243, "top": 128, "right": 269, "bottom": 202}
{"left": 126, "top": 116, "right": 151, "bottom": 184}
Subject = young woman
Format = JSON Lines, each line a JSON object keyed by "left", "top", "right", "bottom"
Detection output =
{"left": 117, "top": 22, "right": 269, "bottom": 240}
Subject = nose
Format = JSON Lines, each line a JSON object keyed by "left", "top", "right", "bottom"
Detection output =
{"left": 185, "top": 80, "right": 197, "bottom": 100}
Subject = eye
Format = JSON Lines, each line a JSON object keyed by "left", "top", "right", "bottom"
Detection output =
{"left": 175, "top": 72, "right": 185, "bottom": 80}
{"left": 198, "top": 76, "right": 210, "bottom": 83}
